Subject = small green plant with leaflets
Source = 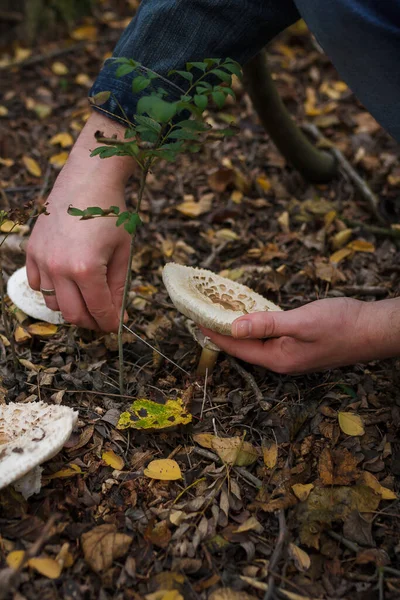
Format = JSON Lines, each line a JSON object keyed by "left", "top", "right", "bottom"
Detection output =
{"left": 68, "top": 57, "right": 242, "bottom": 394}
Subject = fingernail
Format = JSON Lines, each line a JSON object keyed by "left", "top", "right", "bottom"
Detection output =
{"left": 234, "top": 320, "right": 251, "bottom": 338}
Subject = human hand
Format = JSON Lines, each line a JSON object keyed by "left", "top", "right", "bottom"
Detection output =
{"left": 26, "top": 111, "right": 136, "bottom": 332}
{"left": 201, "top": 297, "right": 400, "bottom": 374}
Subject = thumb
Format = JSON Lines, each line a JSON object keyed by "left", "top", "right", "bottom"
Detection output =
{"left": 232, "top": 308, "right": 307, "bottom": 339}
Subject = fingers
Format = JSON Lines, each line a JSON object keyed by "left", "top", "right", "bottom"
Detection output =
{"left": 107, "top": 243, "right": 130, "bottom": 318}
{"left": 201, "top": 326, "right": 288, "bottom": 371}
{"left": 75, "top": 266, "right": 119, "bottom": 332}
{"left": 232, "top": 306, "right": 310, "bottom": 340}
{"left": 38, "top": 272, "right": 60, "bottom": 311}
{"left": 26, "top": 255, "right": 40, "bottom": 291}
{"left": 55, "top": 277, "right": 99, "bottom": 330}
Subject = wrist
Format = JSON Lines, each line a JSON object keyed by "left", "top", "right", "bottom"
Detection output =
{"left": 359, "top": 298, "right": 400, "bottom": 361}
{"left": 63, "top": 111, "right": 136, "bottom": 187}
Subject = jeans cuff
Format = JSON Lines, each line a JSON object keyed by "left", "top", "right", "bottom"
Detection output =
{"left": 88, "top": 59, "right": 185, "bottom": 127}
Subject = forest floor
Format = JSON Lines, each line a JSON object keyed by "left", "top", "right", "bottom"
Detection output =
{"left": 0, "top": 2, "right": 400, "bottom": 600}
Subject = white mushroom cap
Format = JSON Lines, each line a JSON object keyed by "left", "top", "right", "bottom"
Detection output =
{"left": 0, "top": 401, "right": 78, "bottom": 496}
{"left": 163, "top": 263, "right": 282, "bottom": 335}
{"left": 7, "top": 266, "right": 64, "bottom": 325}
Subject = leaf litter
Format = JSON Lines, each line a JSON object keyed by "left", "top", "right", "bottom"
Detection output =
{"left": 0, "top": 4, "right": 399, "bottom": 600}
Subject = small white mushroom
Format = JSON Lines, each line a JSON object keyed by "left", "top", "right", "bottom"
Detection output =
{"left": 0, "top": 401, "right": 78, "bottom": 499}
{"left": 7, "top": 266, "right": 64, "bottom": 325}
{"left": 163, "top": 263, "right": 282, "bottom": 373}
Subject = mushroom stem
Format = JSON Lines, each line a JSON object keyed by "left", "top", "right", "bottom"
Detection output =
{"left": 197, "top": 346, "right": 220, "bottom": 376}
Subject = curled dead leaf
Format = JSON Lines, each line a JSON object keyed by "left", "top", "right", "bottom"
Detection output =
{"left": 81, "top": 524, "right": 132, "bottom": 572}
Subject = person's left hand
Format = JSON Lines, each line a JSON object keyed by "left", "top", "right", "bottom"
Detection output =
{"left": 200, "top": 297, "right": 391, "bottom": 374}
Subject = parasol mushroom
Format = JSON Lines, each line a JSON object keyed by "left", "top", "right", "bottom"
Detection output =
{"left": 7, "top": 266, "right": 64, "bottom": 325}
{"left": 0, "top": 401, "right": 78, "bottom": 499}
{"left": 163, "top": 263, "right": 282, "bottom": 374}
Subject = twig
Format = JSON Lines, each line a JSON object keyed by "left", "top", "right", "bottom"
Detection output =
{"left": 303, "top": 123, "right": 385, "bottom": 224}
{"left": 0, "top": 10, "right": 22, "bottom": 22}
{"left": 192, "top": 447, "right": 263, "bottom": 487}
{"left": 0, "top": 33, "right": 120, "bottom": 72}
{"left": 327, "top": 530, "right": 360, "bottom": 553}
{"left": 263, "top": 510, "right": 288, "bottom": 600}
{"left": 123, "top": 323, "right": 190, "bottom": 376}
{"left": 342, "top": 218, "right": 400, "bottom": 239}
{"left": 378, "top": 568, "right": 385, "bottom": 600}
{"left": 0, "top": 514, "right": 58, "bottom": 599}
{"left": 335, "top": 285, "right": 389, "bottom": 297}
{"left": 228, "top": 356, "right": 263, "bottom": 403}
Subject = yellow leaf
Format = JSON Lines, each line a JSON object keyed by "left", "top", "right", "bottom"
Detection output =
{"left": 102, "top": 449, "right": 125, "bottom": 470}
{"left": 329, "top": 247, "right": 353, "bottom": 264}
{"left": 230, "top": 190, "right": 243, "bottom": 204}
{"left": 144, "top": 459, "right": 182, "bottom": 481}
{"left": 291, "top": 483, "right": 314, "bottom": 502}
{"left": 117, "top": 397, "right": 192, "bottom": 430}
{"left": 71, "top": 25, "right": 98, "bottom": 41}
{"left": 347, "top": 239, "right": 375, "bottom": 253}
{"left": 277, "top": 211, "right": 290, "bottom": 232}
{"left": 359, "top": 472, "right": 397, "bottom": 500}
{"left": 215, "top": 228, "right": 239, "bottom": 242}
{"left": 176, "top": 193, "right": 213, "bottom": 218}
{"left": 22, "top": 156, "right": 42, "bottom": 177}
{"left": 6, "top": 550, "right": 25, "bottom": 569}
{"left": 26, "top": 322, "right": 58, "bottom": 338}
{"left": 19, "top": 358, "right": 41, "bottom": 371}
{"left": 0, "top": 157, "right": 14, "bottom": 167}
{"left": 257, "top": 176, "right": 271, "bottom": 192}
{"left": 75, "top": 73, "right": 92, "bottom": 87}
{"left": 50, "top": 132, "right": 73, "bottom": 148}
{"left": 0, "top": 220, "right": 20, "bottom": 233}
{"left": 28, "top": 557, "right": 62, "bottom": 579}
{"left": 338, "top": 412, "right": 365, "bottom": 436}
{"left": 262, "top": 442, "right": 278, "bottom": 469}
{"left": 211, "top": 436, "right": 259, "bottom": 466}
{"left": 324, "top": 210, "right": 337, "bottom": 228}
{"left": 145, "top": 592, "right": 184, "bottom": 600}
{"left": 331, "top": 229, "right": 352, "bottom": 250}
{"left": 14, "top": 46, "right": 31, "bottom": 62}
{"left": 51, "top": 61, "right": 69, "bottom": 75}
{"left": 234, "top": 516, "right": 263, "bottom": 534}
{"left": 288, "top": 543, "right": 311, "bottom": 572}
{"left": 14, "top": 326, "right": 32, "bottom": 343}
{"left": 193, "top": 433, "right": 215, "bottom": 449}
{"left": 47, "top": 463, "right": 82, "bottom": 480}
{"left": 49, "top": 152, "right": 69, "bottom": 169}
{"left": 0, "top": 105, "right": 9, "bottom": 117}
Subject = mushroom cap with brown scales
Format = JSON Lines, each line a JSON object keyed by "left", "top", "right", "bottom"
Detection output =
{"left": 0, "top": 401, "right": 78, "bottom": 497}
{"left": 162, "top": 263, "right": 282, "bottom": 335}
{"left": 7, "top": 266, "right": 64, "bottom": 325}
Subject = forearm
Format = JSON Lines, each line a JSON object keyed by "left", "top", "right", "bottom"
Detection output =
{"left": 360, "top": 297, "right": 400, "bottom": 361}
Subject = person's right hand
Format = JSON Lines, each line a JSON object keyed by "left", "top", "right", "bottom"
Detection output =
{"left": 26, "top": 111, "right": 136, "bottom": 332}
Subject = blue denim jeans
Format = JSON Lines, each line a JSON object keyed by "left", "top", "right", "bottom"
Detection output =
{"left": 90, "top": 0, "right": 400, "bottom": 142}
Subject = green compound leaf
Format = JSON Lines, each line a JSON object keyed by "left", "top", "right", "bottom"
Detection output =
{"left": 194, "top": 95, "right": 208, "bottom": 111}
{"left": 137, "top": 96, "right": 178, "bottom": 123}
{"left": 68, "top": 206, "right": 84, "bottom": 217}
{"left": 117, "top": 397, "right": 192, "bottom": 430}
{"left": 132, "top": 75, "right": 151, "bottom": 93}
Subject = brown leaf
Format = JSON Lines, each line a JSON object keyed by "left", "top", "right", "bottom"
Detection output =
{"left": 288, "top": 543, "right": 311, "bottom": 572}
{"left": 209, "top": 589, "right": 258, "bottom": 600}
{"left": 81, "top": 524, "right": 132, "bottom": 572}
{"left": 291, "top": 483, "right": 314, "bottom": 502}
{"left": 176, "top": 193, "right": 213, "bottom": 217}
{"left": 262, "top": 441, "right": 278, "bottom": 469}
{"left": 26, "top": 323, "right": 58, "bottom": 338}
{"left": 211, "top": 436, "right": 259, "bottom": 466}
{"left": 318, "top": 447, "right": 359, "bottom": 486}
{"left": 145, "top": 520, "right": 171, "bottom": 549}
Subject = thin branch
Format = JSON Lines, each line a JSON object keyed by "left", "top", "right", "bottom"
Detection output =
{"left": 303, "top": 123, "right": 385, "bottom": 224}
{"left": 263, "top": 510, "right": 288, "bottom": 600}
{"left": 228, "top": 356, "right": 263, "bottom": 403}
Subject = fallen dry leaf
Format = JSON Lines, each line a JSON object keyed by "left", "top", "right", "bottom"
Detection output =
{"left": 102, "top": 449, "right": 125, "bottom": 470}
{"left": 49, "top": 152, "right": 69, "bottom": 169}
{"left": 338, "top": 411, "right": 365, "bottom": 436}
{"left": 22, "top": 156, "right": 42, "bottom": 177}
{"left": 176, "top": 193, "right": 213, "bottom": 217}
{"left": 26, "top": 323, "right": 58, "bottom": 338}
{"left": 211, "top": 436, "right": 259, "bottom": 466}
{"left": 28, "top": 557, "right": 62, "bottom": 579}
{"left": 51, "top": 61, "right": 69, "bottom": 75}
{"left": 358, "top": 471, "right": 397, "bottom": 500}
{"left": 347, "top": 239, "right": 375, "bottom": 253}
{"left": 288, "top": 543, "right": 311, "bottom": 572}
{"left": 50, "top": 132, "right": 73, "bottom": 148}
{"left": 144, "top": 459, "right": 182, "bottom": 481}
{"left": 291, "top": 483, "right": 314, "bottom": 502}
{"left": 71, "top": 25, "right": 98, "bottom": 41}
{"left": 262, "top": 441, "right": 278, "bottom": 469}
{"left": 81, "top": 524, "right": 132, "bottom": 572}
